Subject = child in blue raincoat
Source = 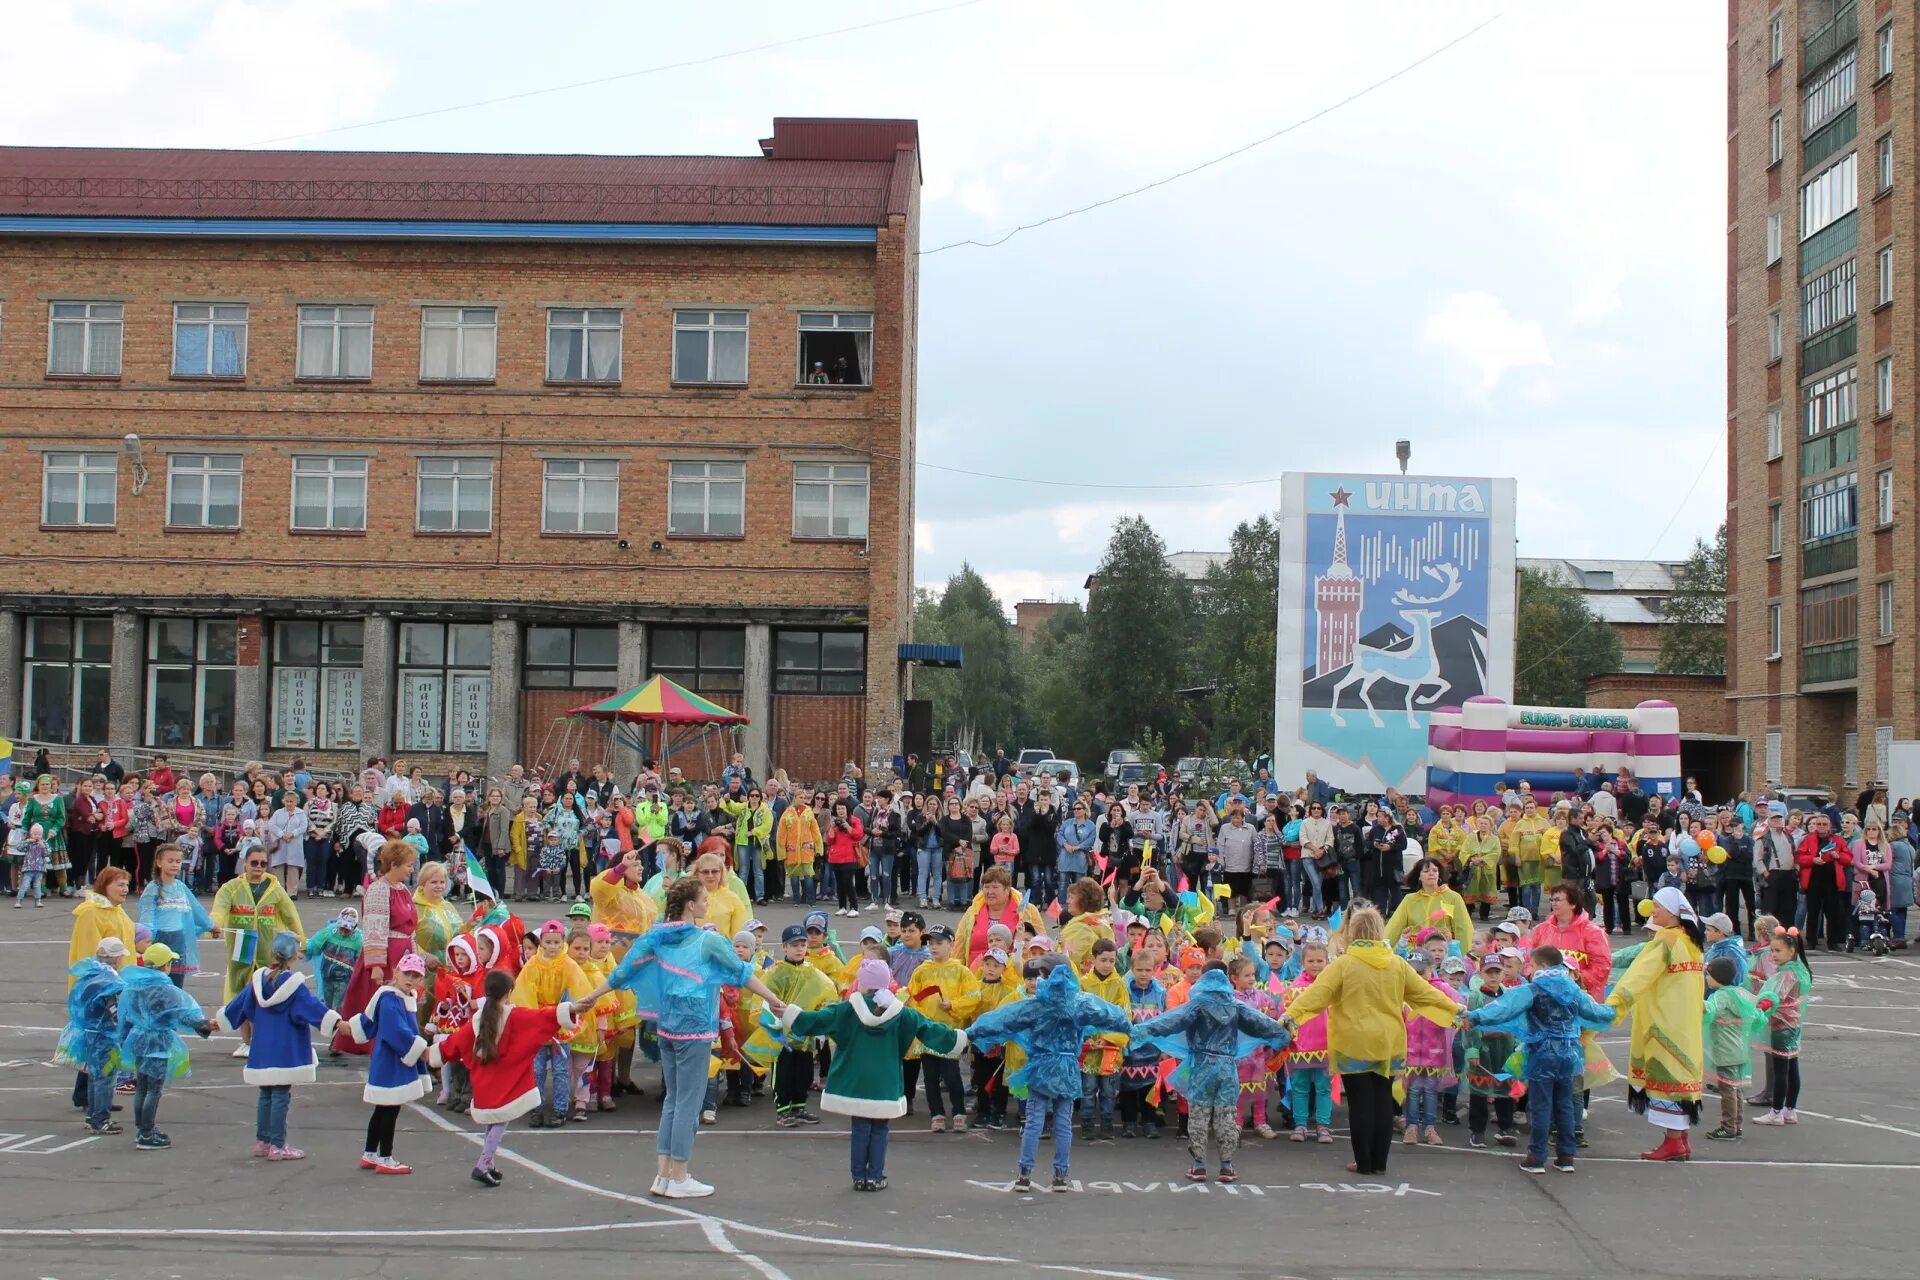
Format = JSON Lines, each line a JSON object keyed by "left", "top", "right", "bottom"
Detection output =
{"left": 58, "top": 939, "right": 128, "bottom": 1135}
{"left": 968, "top": 956, "right": 1130, "bottom": 1194}
{"left": 110, "top": 942, "right": 216, "bottom": 1150}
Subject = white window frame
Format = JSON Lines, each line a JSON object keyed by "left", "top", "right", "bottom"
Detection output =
{"left": 1878, "top": 355, "right": 1894, "bottom": 414}
{"left": 545, "top": 308, "right": 622, "bottom": 383}
{"left": 1877, "top": 467, "right": 1894, "bottom": 525}
{"left": 1766, "top": 405, "right": 1783, "bottom": 460}
{"left": 1768, "top": 603, "right": 1782, "bottom": 659}
{"left": 1880, "top": 132, "right": 1895, "bottom": 192}
{"left": 791, "top": 462, "right": 869, "bottom": 540}
{"left": 41, "top": 451, "right": 117, "bottom": 527}
{"left": 671, "top": 309, "right": 749, "bottom": 385}
{"left": 1803, "top": 48, "right": 1859, "bottom": 135}
{"left": 1880, "top": 244, "right": 1895, "bottom": 305}
{"left": 296, "top": 305, "right": 373, "bottom": 380}
{"left": 1770, "top": 112, "right": 1783, "bottom": 164}
{"left": 1880, "top": 21, "right": 1895, "bottom": 79}
{"left": 666, "top": 460, "right": 746, "bottom": 537}
{"left": 144, "top": 619, "right": 236, "bottom": 750}
{"left": 795, "top": 311, "right": 874, "bottom": 386}
{"left": 1768, "top": 309, "right": 1783, "bottom": 361}
{"left": 415, "top": 456, "right": 494, "bottom": 533}
{"left": 1880, "top": 579, "right": 1895, "bottom": 637}
{"left": 1800, "top": 152, "right": 1859, "bottom": 242}
{"left": 47, "top": 301, "right": 122, "bottom": 376}
{"left": 1769, "top": 501, "right": 1783, "bottom": 556}
{"left": 165, "top": 453, "right": 243, "bottom": 529}
{"left": 290, "top": 456, "right": 368, "bottom": 532}
{"left": 1766, "top": 212, "right": 1783, "bottom": 264}
{"left": 171, "top": 303, "right": 248, "bottom": 378}
{"left": 541, "top": 459, "right": 618, "bottom": 534}
{"left": 419, "top": 306, "right": 498, "bottom": 382}
{"left": 1769, "top": 12, "right": 1784, "bottom": 67}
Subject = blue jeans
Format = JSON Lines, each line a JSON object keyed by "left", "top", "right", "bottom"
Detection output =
{"left": 850, "top": 1116, "right": 890, "bottom": 1181}
{"left": 1018, "top": 1093, "right": 1074, "bottom": 1177}
{"left": 1337, "top": 860, "right": 1361, "bottom": 906}
{"left": 657, "top": 1035, "right": 712, "bottom": 1163}
{"left": 1528, "top": 1072, "right": 1579, "bottom": 1163}
{"left": 1405, "top": 1084, "right": 1439, "bottom": 1127}
{"left": 1288, "top": 861, "right": 1322, "bottom": 913}
{"left": 1028, "top": 867, "right": 1059, "bottom": 911}
{"left": 534, "top": 1043, "right": 571, "bottom": 1117}
{"left": 915, "top": 847, "right": 942, "bottom": 901}
{"left": 791, "top": 874, "right": 816, "bottom": 905}
{"left": 85, "top": 1069, "right": 114, "bottom": 1130}
{"left": 134, "top": 1072, "right": 164, "bottom": 1139}
{"left": 1289, "top": 1067, "right": 1332, "bottom": 1127}
{"left": 256, "top": 1084, "right": 291, "bottom": 1146}
{"left": 1079, "top": 1072, "right": 1115, "bottom": 1123}
{"left": 868, "top": 854, "right": 895, "bottom": 905}
{"left": 1519, "top": 884, "right": 1541, "bottom": 917}
{"left": 737, "top": 845, "right": 764, "bottom": 901}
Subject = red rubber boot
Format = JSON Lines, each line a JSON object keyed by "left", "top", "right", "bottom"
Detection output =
{"left": 1639, "top": 1131, "right": 1688, "bottom": 1162}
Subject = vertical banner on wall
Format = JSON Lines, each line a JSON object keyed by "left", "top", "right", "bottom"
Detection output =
{"left": 272, "top": 667, "right": 318, "bottom": 750}
{"left": 450, "top": 673, "right": 490, "bottom": 752}
{"left": 1274, "top": 473, "right": 1516, "bottom": 795}
{"left": 399, "top": 673, "right": 443, "bottom": 752}
{"left": 324, "top": 668, "right": 362, "bottom": 751}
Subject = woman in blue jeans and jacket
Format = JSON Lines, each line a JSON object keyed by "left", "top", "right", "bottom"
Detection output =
{"left": 578, "top": 877, "right": 785, "bottom": 1200}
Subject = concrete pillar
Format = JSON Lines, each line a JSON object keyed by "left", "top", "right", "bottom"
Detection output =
{"left": 360, "top": 615, "right": 394, "bottom": 765}
{"left": 108, "top": 612, "right": 142, "bottom": 749}
{"left": 231, "top": 614, "right": 267, "bottom": 760}
{"left": 612, "top": 621, "right": 648, "bottom": 781}
{"left": 0, "top": 610, "right": 22, "bottom": 741}
{"left": 487, "top": 619, "right": 521, "bottom": 781}
{"left": 742, "top": 623, "right": 772, "bottom": 782}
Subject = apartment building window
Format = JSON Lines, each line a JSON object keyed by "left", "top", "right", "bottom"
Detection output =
{"left": 1804, "top": 366, "right": 1858, "bottom": 437}
{"left": 420, "top": 307, "right": 497, "bottom": 382}
{"left": 1800, "top": 152, "right": 1859, "bottom": 241}
{"left": 291, "top": 456, "right": 367, "bottom": 531}
{"left": 172, "top": 304, "right": 248, "bottom": 377}
{"left": 1880, "top": 22, "right": 1895, "bottom": 79}
{"left": 649, "top": 626, "right": 744, "bottom": 695}
{"left": 1770, "top": 12, "right": 1784, "bottom": 66}
{"left": 1769, "top": 502, "right": 1783, "bottom": 555}
{"left": 42, "top": 452, "right": 116, "bottom": 527}
{"left": 47, "top": 301, "right": 122, "bottom": 376}
{"left": 792, "top": 462, "right": 869, "bottom": 539}
{"left": 1770, "top": 112, "right": 1783, "bottom": 164}
{"left": 270, "top": 620, "right": 362, "bottom": 751}
{"left": 147, "top": 619, "right": 236, "bottom": 749}
{"left": 1768, "top": 310, "right": 1783, "bottom": 361}
{"left": 166, "top": 453, "right": 242, "bottom": 529}
{"left": 1879, "top": 244, "right": 1895, "bottom": 305}
{"left": 1801, "top": 259, "right": 1856, "bottom": 336}
{"left": 1877, "top": 467, "right": 1894, "bottom": 524}
{"left": 1767, "top": 405, "right": 1783, "bottom": 459}
{"left": 1801, "top": 580, "right": 1859, "bottom": 645}
{"left": 296, "top": 305, "right": 373, "bottom": 380}
{"left": 672, "top": 310, "right": 748, "bottom": 384}
{"left": 396, "top": 622, "right": 490, "bottom": 752}
{"left": 1768, "top": 603, "right": 1782, "bottom": 659}
{"left": 774, "top": 630, "right": 866, "bottom": 694}
{"left": 546, "top": 309, "right": 621, "bottom": 383}
{"left": 1766, "top": 212, "right": 1783, "bottom": 265}
{"left": 797, "top": 312, "right": 872, "bottom": 385}
{"left": 666, "top": 461, "right": 745, "bottom": 537}
{"left": 1878, "top": 356, "right": 1894, "bottom": 413}
{"left": 541, "top": 459, "right": 617, "bottom": 534}
{"left": 1801, "top": 471, "right": 1859, "bottom": 540}
{"left": 24, "top": 616, "right": 112, "bottom": 745}
{"left": 1879, "top": 580, "right": 1896, "bottom": 637}
{"left": 1803, "top": 48, "right": 1858, "bottom": 135}
{"left": 416, "top": 457, "right": 493, "bottom": 533}
{"left": 524, "top": 626, "right": 618, "bottom": 689}
{"left": 1880, "top": 133, "right": 1895, "bottom": 192}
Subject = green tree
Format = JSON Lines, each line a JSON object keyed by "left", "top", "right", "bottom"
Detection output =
{"left": 1022, "top": 605, "right": 1099, "bottom": 766}
{"left": 1513, "top": 567, "right": 1625, "bottom": 706}
{"left": 1657, "top": 525, "right": 1728, "bottom": 676}
{"left": 1194, "top": 514, "right": 1279, "bottom": 756}
{"left": 911, "top": 566, "right": 1022, "bottom": 752}
{"left": 1081, "top": 516, "right": 1191, "bottom": 755}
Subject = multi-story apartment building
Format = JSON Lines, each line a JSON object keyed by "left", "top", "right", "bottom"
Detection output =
{"left": 0, "top": 117, "right": 921, "bottom": 784}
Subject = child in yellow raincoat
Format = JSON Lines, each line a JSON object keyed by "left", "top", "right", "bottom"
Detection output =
{"left": 512, "top": 921, "right": 595, "bottom": 1127}
{"left": 1077, "top": 937, "right": 1131, "bottom": 1139}
{"left": 906, "top": 923, "right": 980, "bottom": 1131}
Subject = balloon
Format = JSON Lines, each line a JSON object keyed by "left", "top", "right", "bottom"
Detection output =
{"left": 1707, "top": 847, "right": 1728, "bottom": 864}
{"left": 1696, "top": 831, "right": 1717, "bottom": 851}
{"left": 1637, "top": 898, "right": 1655, "bottom": 919}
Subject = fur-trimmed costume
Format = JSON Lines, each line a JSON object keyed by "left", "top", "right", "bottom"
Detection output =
{"left": 780, "top": 991, "right": 966, "bottom": 1118}
{"left": 217, "top": 968, "right": 341, "bottom": 1085}
{"left": 346, "top": 985, "right": 432, "bottom": 1105}
{"left": 430, "top": 1000, "right": 577, "bottom": 1124}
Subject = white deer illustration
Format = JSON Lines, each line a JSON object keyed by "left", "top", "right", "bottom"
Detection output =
{"left": 1328, "top": 563, "right": 1463, "bottom": 729}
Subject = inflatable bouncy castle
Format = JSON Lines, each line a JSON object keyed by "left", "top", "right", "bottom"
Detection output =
{"left": 1425, "top": 696, "right": 1682, "bottom": 809}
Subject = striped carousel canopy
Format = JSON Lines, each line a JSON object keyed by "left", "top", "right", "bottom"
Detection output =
{"left": 564, "top": 675, "right": 748, "bottom": 725}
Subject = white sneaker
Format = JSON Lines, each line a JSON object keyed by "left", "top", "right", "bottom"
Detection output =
{"left": 1752, "top": 1109, "right": 1785, "bottom": 1125}
{"left": 1782, "top": 1108, "right": 1799, "bottom": 1124}
{"left": 231, "top": 1045, "right": 249, "bottom": 1058}
{"left": 662, "top": 1176, "right": 714, "bottom": 1199}
{"left": 649, "top": 1175, "right": 669, "bottom": 1196}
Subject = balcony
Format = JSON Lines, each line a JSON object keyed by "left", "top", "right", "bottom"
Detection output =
{"left": 1802, "top": 640, "right": 1858, "bottom": 685}
{"left": 1800, "top": 211, "right": 1858, "bottom": 278}
{"left": 1803, "top": 1, "right": 1859, "bottom": 83}
{"left": 1802, "top": 532, "right": 1858, "bottom": 577}
{"left": 1801, "top": 318, "right": 1858, "bottom": 376}
{"left": 1800, "top": 423, "right": 1858, "bottom": 475}
{"left": 1803, "top": 103, "right": 1858, "bottom": 171}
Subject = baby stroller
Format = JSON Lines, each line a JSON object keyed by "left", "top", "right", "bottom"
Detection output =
{"left": 1850, "top": 889, "right": 1892, "bottom": 956}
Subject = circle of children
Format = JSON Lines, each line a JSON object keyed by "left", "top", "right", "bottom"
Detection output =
{"left": 49, "top": 760, "right": 1837, "bottom": 1199}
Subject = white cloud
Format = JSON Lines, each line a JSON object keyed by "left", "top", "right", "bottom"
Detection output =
{"left": 1421, "top": 291, "right": 1553, "bottom": 393}
{"left": 915, "top": 519, "right": 936, "bottom": 553}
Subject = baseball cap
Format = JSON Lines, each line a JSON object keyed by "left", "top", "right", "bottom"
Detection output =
{"left": 567, "top": 902, "right": 592, "bottom": 919}
{"left": 1703, "top": 912, "right": 1735, "bottom": 935}
{"left": 803, "top": 910, "right": 830, "bottom": 933}
{"left": 926, "top": 924, "right": 955, "bottom": 943}
{"left": 1479, "top": 954, "right": 1505, "bottom": 973}
{"left": 745, "top": 918, "right": 767, "bottom": 933}
{"left": 884, "top": 908, "right": 903, "bottom": 924}
{"left": 985, "top": 947, "right": 1010, "bottom": 964}
{"left": 859, "top": 925, "right": 885, "bottom": 943}
{"left": 95, "top": 936, "right": 129, "bottom": 960}
{"left": 1504, "top": 906, "right": 1534, "bottom": 925}
{"left": 781, "top": 924, "right": 807, "bottom": 945}
{"left": 1497, "top": 945, "right": 1524, "bottom": 963}
{"left": 1493, "top": 921, "right": 1522, "bottom": 938}
{"left": 1441, "top": 957, "right": 1468, "bottom": 975}
{"left": 899, "top": 910, "right": 925, "bottom": 931}
{"left": 1027, "top": 935, "right": 1055, "bottom": 953}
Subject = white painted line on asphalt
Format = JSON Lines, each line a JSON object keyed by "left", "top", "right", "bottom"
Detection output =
{"left": 1430, "top": 1144, "right": 1920, "bottom": 1170}
{"left": 1790, "top": 1109, "right": 1920, "bottom": 1140}
{"left": 0, "top": 1080, "right": 363, "bottom": 1093}
{"left": 1815, "top": 1022, "right": 1920, "bottom": 1037}
{"left": 0, "top": 1220, "right": 699, "bottom": 1241}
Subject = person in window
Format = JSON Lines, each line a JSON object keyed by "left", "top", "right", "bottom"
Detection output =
{"left": 94, "top": 751, "right": 124, "bottom": 787}
{"left": 807, "top": 361, "right": 830, "bottom": 384}
{"left": 831, "top": 356, "right": 854, "bottom": 385}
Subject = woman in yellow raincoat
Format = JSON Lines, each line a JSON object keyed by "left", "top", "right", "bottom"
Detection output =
{"left": 1605, "top": 885, "right": 1706, "bottom": 1161}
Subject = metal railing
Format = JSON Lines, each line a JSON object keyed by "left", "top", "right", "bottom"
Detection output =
{"left": 1802, "top": 640, "right": 1858, "bottom": 684}
{"left": 8, "top": 740, "right": 358, "bottom": 791}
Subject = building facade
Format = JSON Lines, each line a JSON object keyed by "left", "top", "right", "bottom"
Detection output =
{"left": 1516, "top": 557, "right": 1695, "bottom": 673}
{"left": 0, "top": 117, "right": 921, "bottom": 785}
{"left": 1729, "top": 1, "right": 1910, "bottom": 792}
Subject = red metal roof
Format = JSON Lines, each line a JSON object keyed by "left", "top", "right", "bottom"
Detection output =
{"left": 0, "top": 119, "right": 918, "bottom": 227}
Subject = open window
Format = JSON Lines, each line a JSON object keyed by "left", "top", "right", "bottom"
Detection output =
{"left": 797, "top": 312, "right": 872, "bottom": 386}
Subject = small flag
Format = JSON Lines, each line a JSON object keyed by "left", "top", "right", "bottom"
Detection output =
{"left": 1158, "top": 913, "right": 1175, "bottom": 934}
{"left": 1212, "top": 882, "right": 1233, "bottom": 901}
{"left": 464, "top": 852, "right": 497, "bottom": 903}
{"left": 1327, "top": 906, "right": 1344, "bottom": 933}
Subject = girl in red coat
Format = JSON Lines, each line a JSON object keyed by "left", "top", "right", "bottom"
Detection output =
{"left": 429, "top": 968, "right": 577, "bottom": 1187}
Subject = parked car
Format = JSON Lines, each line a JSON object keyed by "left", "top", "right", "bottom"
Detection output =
{"left": 1174, "top": 756, "right": 1205, "bottom": 784}
{"left": 1104, "top": 748, "right": 1144, "bottom": 780}
{"left": 1036, "top": 759, "right": 1080, "bottom": 789}
{"left": 1773, "top": 785, "right": 1834, "bottom": 814}
{"left": 1113, "top": 760, "right": 1153, "bottom": 790}
{"left": 1015, "top": 748, "right": 1055, "bottom": 776}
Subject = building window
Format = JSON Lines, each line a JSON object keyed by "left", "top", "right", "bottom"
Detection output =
{"left": 792, "top": 462, "right": 869, "bottom": 539}
{"left": 1803, "top": 47, "right": 1858, "bottom": 135}
{"left": 1766, "top": 212, "right": 1783, "bottom": 265}
{"left": 420, "top": 307, "right": 497, "bottom": 382}
{"left": 1768, "top": 604, "right": 1782, "bottom": 658}
{"left": 648, "top": 626, "right": 744, "bottom": 695}
{"left": 396, "top": 622, "right": 490, "bottom": 752}
{"left": 1766, "top": 405, "right": 1783, "bottom": 459}
{"left": 546, "top": 308, "right": 621, "bottom": 383}
{"left": 672, "top": 309, "right": 748, "bottom": 384}
{"left": 1801, "top": 580, "right": 1859, "bottom": 645}
{"left": 774, "top": 630, "right": 866, "bottom": 694}
{"left": 416, "top": 457, "right": 493, "bottom": 533}
{"left": 146, "top": 619, "right": 236, "bottom": 749}
{"left": 1769, "top": 502, "right": 1783, "bottom": 555}
{"left": 1880, "top": 133, "right": 1895, "bottom": 191}
{"left": 1880, "top": 579, "right": 1896, "bottom": 637}
{"left": 1801, "top": 471, "right": 1859, "bottom": 540}
{"left": 271, "top": 620, "right": 363, "bottom": 750}
{"left": 23, "top": 616, "right": 112, "bottom": 745}
{"left": 541, "top": 459, "right": 617, "bottom": 534}
{"left": 1877, "top": 467, "right": 1894, "bottom": 524}
{"left": 172, "top": 303, "right": 248, "bottom": 377}
{"left": 166, "top": 453, "right": 242, "bottom": 529}
{"left": 296, "top": 305, "right": 373, "bottom": 380}
{"left": 47, "top": 301, "right": 122, "bottom": 376}
{"left": 291, "top": 456, "right": 367, "bottom": 531}
{"left": 1880, "top": 21, "right": 1895, "bottom": 79}
{"left": 1800, "top": 152, "right": 1859, "bottom": 242}
{"left": 1800, "top": 259, "right": 1856, "bottom": 336}
{"left": 42, "top": 452, "right": 117, "bottom": 527}
{"left": 524, "top": 626, "right": 618, "bottom": 689}
{"left": 1878, "top": 355, "right": 1894, "bottom": 413}
{"left": 797, "top": 312, "right": 873, "bottom": 385}
{"left": 1768, "top": 310, "right": 1783, "bottom": 361}
{"left": 1803, "top": 366, "right": 1858, "bottom": 437}
{"left": 1769, "top": 12, "right": 1783, "bottom": 66}
{"left": 1878, "top": 244, "right": 1894, "bottom": 306}
{"left": 667, "top": 461, "right": 745, "bottom": 536}
{"left": 1770, "top": 112, "right": 1783, "bottom": 164}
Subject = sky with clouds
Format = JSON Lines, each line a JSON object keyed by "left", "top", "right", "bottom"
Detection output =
{"left": 9, "top": 1, "right": 1727, "bottom": 612}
